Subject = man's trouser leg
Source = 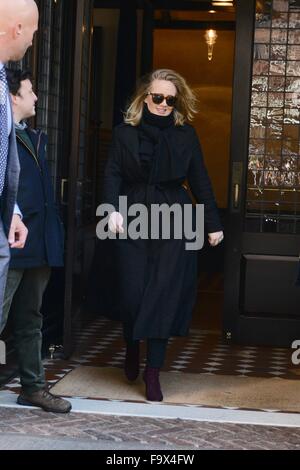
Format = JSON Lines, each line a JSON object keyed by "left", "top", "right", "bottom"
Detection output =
{"left": 0, "top": 269, "right": 23, "bottom": 335}
{"left": 9, "top": 266, "right": 51, "bottom": 393}
{"left": 0, "top": 220, "right": 10, "bottom": 332}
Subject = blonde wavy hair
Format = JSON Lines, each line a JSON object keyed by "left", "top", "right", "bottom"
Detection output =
{"left": 124, "top": 69, "right": 198, "bottom": 127}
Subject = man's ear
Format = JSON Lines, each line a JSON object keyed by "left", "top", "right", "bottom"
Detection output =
{"left": 10, "top": 94, "right": 19, "bottom": 105}
{"left": 12, "top": 23, "right": 22, "bottom": 39}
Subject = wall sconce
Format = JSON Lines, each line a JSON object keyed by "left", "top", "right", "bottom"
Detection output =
{"left": 204, "top": 29, "right": 217, "bottom": 61}
{"left": 212, "top": 1, "right": 233, "bottom": 6}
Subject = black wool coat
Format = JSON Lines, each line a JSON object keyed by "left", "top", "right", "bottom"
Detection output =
{"left": 98, "top": 122, "right": 222, "bottom": 340}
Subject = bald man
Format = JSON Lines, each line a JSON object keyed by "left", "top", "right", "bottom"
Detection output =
{"left": 0, "top": 0, "right": 39, "bottom": 61}
{"left": 0, "top": 0, "right": 38, "bottom": 326}
{"left": 0, "top": 1, "right": 71, "bottom": 414}
{"left": 0, "top": 2, "right": 72, "bottom": 414}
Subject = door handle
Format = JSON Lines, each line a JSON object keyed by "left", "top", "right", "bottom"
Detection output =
{"left": 61, "top": 178, "right": 68, "bottom": 204}
{"left": 234, "top": 183, "right": 240, "bottom": 208}
{"left": 231, "top": 162, "right": 243, "bottom": 212}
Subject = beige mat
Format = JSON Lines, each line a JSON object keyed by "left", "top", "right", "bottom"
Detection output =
{"left": 51, "top": 366, "right": 300, "bottom": 412}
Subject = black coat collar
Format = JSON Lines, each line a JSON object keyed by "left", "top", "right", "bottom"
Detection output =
{"left": 116, "top": 122, "right": 192, "bottom": 183}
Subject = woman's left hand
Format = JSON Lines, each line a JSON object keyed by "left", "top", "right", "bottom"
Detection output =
{"left": 208, "top": 231, "right": 224, "bottom": 247}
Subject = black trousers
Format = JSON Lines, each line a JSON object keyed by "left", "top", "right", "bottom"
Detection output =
{"left": 1, "top": 266, "right": 51, "bottom": 393}
{"left": 123, "top": 323, "right": 168, "bottom": 368}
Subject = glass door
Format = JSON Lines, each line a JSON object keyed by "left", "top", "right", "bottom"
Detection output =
{"left": 63, "top": 0, "right": 94, "bottom": 357}
{"left": 224, "top": 0, "right": 300, "bottom": 346}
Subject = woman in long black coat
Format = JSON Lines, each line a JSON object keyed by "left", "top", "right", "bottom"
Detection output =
{"left": 100, "top": 69, "right": 224, "bottom": 401}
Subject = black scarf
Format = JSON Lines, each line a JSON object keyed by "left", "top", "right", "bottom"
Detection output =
{"left": 141, "top": 103, "right": 175, "bottom": 130}
{"left": 138, "top": 104, "right": 186, "bottom": 184}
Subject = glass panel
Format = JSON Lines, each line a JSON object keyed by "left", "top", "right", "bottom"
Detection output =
{"left": 80, "top": 0, "right": 94, "bottom": 225}
{"left": 246, "top": 0, "right": 300, "bottom": 233}
{"left": 34, "top": 0, "right": 64, "bottom": 193}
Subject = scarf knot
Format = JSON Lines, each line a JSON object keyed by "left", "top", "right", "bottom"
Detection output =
{"left": 138, "top": 104, "right": 185, "bottom": 184}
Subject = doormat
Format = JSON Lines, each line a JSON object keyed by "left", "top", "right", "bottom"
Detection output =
{"left": 50, "top": 366, "right": 300, "bottom": 412}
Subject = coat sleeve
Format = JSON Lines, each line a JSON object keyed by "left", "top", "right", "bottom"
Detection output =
{"left": 187, "top": 129, "right": 223, "bottom": 233}
{"left": 102, "top": 129, "right": 123, "bottom": 212}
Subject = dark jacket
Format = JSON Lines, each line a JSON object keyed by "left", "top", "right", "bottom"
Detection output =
{"left": 9, "top": 127, "right": 64, "bottom": 269}
{"left": 94, "top": 122, "right": 222, "bottom": 340}
{"left": 0, "top": 113, "right": 20, "bottom": 236}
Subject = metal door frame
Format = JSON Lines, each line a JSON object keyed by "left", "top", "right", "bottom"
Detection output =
{"left": 223, "top": 0, "right": 256, "bottom": 343}
{"left": 63, "top": 0, "right": 85, "bottom": 357}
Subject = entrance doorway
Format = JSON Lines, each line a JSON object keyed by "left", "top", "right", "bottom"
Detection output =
{"left": 63, "top": 0, "right": 300, "bottom": 355}
{"left": 62, "top": 0, "right": 237, "bottom": 354}
{"left": 151, "top": 5, "right": 235, "bottom": 336}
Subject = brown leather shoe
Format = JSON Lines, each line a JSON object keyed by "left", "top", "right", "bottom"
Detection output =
{"left": 17, "top": 389, "right": 72, "bottom": 413}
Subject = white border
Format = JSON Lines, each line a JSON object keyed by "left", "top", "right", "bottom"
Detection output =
{"left": 2, "top": 390, "right": 300, "bottom": 428}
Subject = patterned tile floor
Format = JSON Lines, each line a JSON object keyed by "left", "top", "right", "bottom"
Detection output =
{"left": 2, "top": 316, "right": 300, "bottom": 412}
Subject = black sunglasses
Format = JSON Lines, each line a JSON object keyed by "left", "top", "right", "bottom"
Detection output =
{"left": 147, "top": 92, "right": 177, "bottom": 107}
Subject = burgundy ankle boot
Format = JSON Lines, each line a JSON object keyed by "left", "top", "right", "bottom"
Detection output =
{"left": 143, "top": 366, "right": 163, "bottom": 402}
{"left": 124, "top": 342, "right": 140, "bottom": 381}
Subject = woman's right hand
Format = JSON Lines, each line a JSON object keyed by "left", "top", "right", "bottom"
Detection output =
{"left": 108, "top": 211, "right": 124, "bottom": 234}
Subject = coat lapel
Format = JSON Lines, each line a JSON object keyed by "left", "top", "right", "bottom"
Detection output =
{"left": 3, "top": 99, "right": 20, "bottom": 234}
{"left": 25, "top": 128, "right": 39, "bottom": 152}
{"left": 120, "top": 124, "right": 140, "bottom": 166}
